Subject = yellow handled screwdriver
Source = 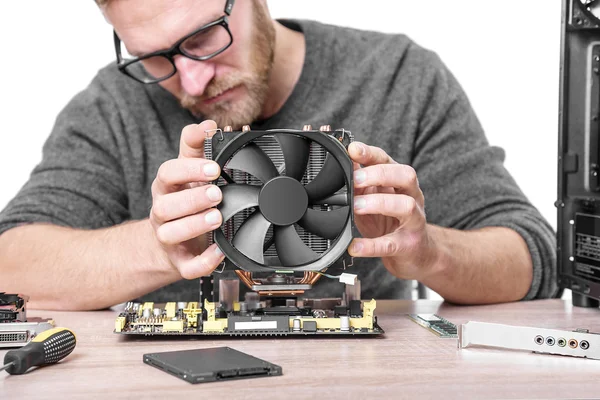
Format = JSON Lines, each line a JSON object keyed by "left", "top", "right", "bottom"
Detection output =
{"left": 1, "top": 327, "right": 76, "bottom": 375}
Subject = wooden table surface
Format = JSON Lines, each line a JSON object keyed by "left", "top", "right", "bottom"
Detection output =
{"left": 2, "top": 299, "right": 600, "bottom": 399}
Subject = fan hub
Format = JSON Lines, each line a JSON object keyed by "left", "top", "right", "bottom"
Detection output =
{"left": 259, "top": 176, "right": 308, "bottom": 226}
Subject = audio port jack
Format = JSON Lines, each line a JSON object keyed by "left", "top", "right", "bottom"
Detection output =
{"left": 580, "top": 340, "right": 590, "bottom": 350}
{"left": 569, "top": 339, "right": 578, "bottom": 348}
{"left": 546, "top": 336, "right": 555, "bottom": 346}
{"left": 557, "top": 338, "right": 566, "bottom": 347}
{"left": 534, "top": 335, "right": 544, "bottom": 345}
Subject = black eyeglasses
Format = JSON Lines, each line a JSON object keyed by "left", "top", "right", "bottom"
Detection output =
{"left": 114, "top": 0, "right": 236, "bottom": 84}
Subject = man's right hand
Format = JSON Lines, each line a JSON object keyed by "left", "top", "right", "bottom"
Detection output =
{"left": 149, "top": 120, "right": 225, "bottom": 279}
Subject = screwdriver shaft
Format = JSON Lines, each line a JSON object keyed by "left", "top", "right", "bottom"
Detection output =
{"left": 0, "top": 361, "right": 15, "bottom": 372}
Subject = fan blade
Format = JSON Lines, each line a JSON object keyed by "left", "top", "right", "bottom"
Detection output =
{"left": 218, "top": 184, "right": 260, "bottom": 221}
{"left": 297, "top": 207, "right": 349, "bottom": 240}
{"left": 311, "top": 193, "right": 349, "bottom": 206}
{"left": 304, "top": 154, "right": 346, "bottom": 202}
{"left": 226, "top": 143, "right": 278, "bottom": 183}
{"left": 274, "top": 134, "right": 310, "bottom": 181}
{"left": 232, "top": 211, "right": 271, "bottom": 264}
{"left": 274, "top": 225, "right": 319, "bottom": 267}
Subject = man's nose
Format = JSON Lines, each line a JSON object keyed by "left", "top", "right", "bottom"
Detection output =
{"left": 174, "top": 56, "right": 215, "bottom": 97}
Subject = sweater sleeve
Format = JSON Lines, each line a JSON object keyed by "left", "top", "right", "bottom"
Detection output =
{"left": 408, "top": 45, "right": 559, "bottom": 300}
{"left": 0, "top": 78, "right": 131, "bottom": 236}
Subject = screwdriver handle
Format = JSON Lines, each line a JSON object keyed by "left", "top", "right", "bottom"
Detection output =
{"left": 3, "top": 327, "right": 76, "bottom": 375}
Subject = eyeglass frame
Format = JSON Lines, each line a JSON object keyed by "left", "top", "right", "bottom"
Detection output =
{"left": 113, "top": 0, "right": 236, "bottom": 84}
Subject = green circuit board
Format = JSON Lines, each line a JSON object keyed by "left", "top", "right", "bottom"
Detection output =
{"left": 408, "top": 314, "right": 458, "bottom": 338}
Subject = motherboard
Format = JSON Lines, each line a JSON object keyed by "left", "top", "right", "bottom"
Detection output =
{"left": 115, "top": 296, "right": 383, "bottom": 337}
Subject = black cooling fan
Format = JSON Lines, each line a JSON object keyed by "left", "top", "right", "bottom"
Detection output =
{"left": 207, "top": 127, "right": 357, "bottom": 273}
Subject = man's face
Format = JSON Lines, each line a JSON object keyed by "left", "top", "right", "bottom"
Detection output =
{"left": 104, "top": 0, "right": 275, "bottom": 129}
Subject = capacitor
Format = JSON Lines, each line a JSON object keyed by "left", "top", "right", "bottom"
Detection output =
{"left": 142, "top": 308, "right": 151, "bottom": 319}
{"left": 177, "top": 302, "right": 187, "bottom": 310}
{"left": 340, "top": 315, "right": 350, "bottom": 332}
{"left": 293, "top": 319, "right": 302, "bottom": 332}
{"left": 239, "top": 302, "right": 248, "bottom": 314}
{"left": 244, "top": 292, "right": 260, "bottom": 309}
{"left": 153, "top": 308, "right": 161, "bottom": 317}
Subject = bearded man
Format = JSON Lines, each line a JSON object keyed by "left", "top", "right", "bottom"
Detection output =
{"left": 0, "top": 0, "right": 558, "bottom": 310}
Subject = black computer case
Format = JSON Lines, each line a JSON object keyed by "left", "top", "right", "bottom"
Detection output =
{"left": 558, "top": 0, "right": 600, "bottom": 307}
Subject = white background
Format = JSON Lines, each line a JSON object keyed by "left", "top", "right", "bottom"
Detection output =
{"left": 0, "top": 1, "right": 562, "bottom": 230}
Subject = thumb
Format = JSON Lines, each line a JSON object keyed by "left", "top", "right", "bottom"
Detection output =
{"left": 179, "top": 119, "right": 218, "bottom": 159}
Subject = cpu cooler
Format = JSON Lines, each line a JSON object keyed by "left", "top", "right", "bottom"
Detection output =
{"left": 204, "top": 125, "right": 358, "bottom": 295}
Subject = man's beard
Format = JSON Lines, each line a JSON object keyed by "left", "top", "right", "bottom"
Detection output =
{"left": 180, "top": 7, "right": 275, "bottom": 129}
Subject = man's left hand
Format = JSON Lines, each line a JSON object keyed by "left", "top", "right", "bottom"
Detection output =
{"left": 347, "top": 142, "right": 440, "bottom": 281}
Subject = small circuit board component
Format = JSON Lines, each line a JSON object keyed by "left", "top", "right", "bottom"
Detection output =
{"left": 408, "top": 314, "right": 458, "bottom": 338}
{"left": 114, "top": 296, "right": 383, "bottom": 337}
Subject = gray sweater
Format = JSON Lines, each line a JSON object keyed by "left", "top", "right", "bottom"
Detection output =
{"left": 0, "top": 19, "right": 559, "bottom": 302}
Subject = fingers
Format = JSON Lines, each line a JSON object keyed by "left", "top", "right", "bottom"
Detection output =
{"left": 156, "top": 208, "right": 222, "bottom": 246}
{"left": 348, "top": 142, "right": 396, "bottom": 166}
{"left": 348, "top": 235, "right": 400, "bottom": 258}
{"left": 354, "top": 164, "right": 424, "bottom": 206}
{"left": 354, "top": 193, "right": 424, "bottom": 230}
{"left": 178, "top": 243, "right": 226, "bottom": 280}
{"left": 152, "top": 158, "right": 221, "bottom": 195}
{"left": 179, "top": 120, "right": 218, "bottom": 159}
{"left": 348, "top": 232, "right": 422, "bottom": 258}
{"left": 152, "top": 185, "right": 222, "bottom": 224}
{"left": 151, "top": 119, "right": 225, "bottom": 280}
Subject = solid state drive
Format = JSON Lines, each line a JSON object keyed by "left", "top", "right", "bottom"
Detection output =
{"left": 143, "top": 347, "right": 282, "bottom": 384}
